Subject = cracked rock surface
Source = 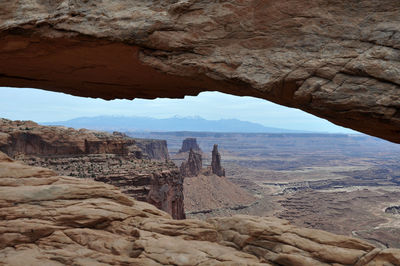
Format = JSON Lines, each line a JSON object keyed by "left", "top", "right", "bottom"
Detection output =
{"left": 0, "top": 1, "right": 400, "bottom": 142}
{"left": 1, "top": 151, "right": 400, "bottom": 265}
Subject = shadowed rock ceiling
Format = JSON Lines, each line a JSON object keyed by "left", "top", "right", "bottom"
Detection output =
{"left": 1, "top": 0, "right": 399, "bottom": 142}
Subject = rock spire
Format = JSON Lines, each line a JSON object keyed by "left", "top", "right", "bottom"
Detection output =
{"left": 211, "top": 144, "right": 225, "bottom": 177}
{"left": 180, "top": 148, "right": 202, "bottom": 177}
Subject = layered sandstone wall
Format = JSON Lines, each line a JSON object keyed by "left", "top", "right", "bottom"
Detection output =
{"left": 0, "top": 118, "right": 185, "bottom": 219}
{"left": 133, "top": 138, "right": 170, "bottom": 161}
{"left": 0, "top": 118, "right": 139, "bottom": 157}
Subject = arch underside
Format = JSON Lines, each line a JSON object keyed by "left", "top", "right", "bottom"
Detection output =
{"left": 1, "top": 0, "right": 399, "bottom": 142}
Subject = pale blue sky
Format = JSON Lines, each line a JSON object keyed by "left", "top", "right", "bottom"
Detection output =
{"left": 0, "top": 86, "right": 356, "bottom": 133}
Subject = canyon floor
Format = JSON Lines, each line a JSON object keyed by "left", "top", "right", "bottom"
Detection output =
{"left": 130, "top": 131, "right": 400, "bottom": 248}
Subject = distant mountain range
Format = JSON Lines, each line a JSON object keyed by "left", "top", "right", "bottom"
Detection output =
{"left": 42, "top": 116, "right": 312, "bottom": 133}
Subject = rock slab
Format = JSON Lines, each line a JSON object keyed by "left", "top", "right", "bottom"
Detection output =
{"left": 1, "top": 152, "right": 400, "bottom": 265}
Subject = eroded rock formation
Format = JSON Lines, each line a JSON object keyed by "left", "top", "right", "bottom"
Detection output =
{"left": 132, "top": 138, "right": 170, "bottom": 161}
{"left": 0, "top": 119, "right": 140, "bottom": 157}
{"left": 0, "top": 118, "right": 185, "bottom": 219}
{"left": 178, "top": 141, "right": 255, "bottom": 215}
{"left": 180, "top": 148, "right": 202, "bottom": 177}
{"left": 178, "top": 138, "right": 201, "bottom": 153}
{"left": 1, "top": 1, "right": 400, "bottom": 142}
{"left": 179, "top": 140, "right": 225, "bottom": 178}
{"left": 1, "top": 152, "right": 400, "bottom": 265}
{"left": 211, "top": 144, "right": 225, "bottom": 177}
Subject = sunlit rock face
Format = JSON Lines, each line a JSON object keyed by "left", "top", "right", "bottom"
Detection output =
{"left": 1, "top": 151, "right": 400, "bottom": 265}
{"left": 1, "top": 0, "right": 400, "bottom": 142}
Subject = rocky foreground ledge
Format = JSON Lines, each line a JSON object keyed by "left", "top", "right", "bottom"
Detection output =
{"left": 1, "top": 151, "right": 399, "bottom": 265}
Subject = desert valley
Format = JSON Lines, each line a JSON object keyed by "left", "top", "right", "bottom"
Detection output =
{"left": 3, "top": 117, "right": 400, "bottom": 251}
{"left": 133, "top": 131, "right": 400, "bottom": 249}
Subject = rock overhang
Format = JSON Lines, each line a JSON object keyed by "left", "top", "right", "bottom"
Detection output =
{"left": 1, "top": 0, "right": 399, "bottom": 142}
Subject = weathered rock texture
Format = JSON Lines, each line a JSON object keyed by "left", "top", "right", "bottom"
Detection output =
{"left": 0, "top": 118, "right": 185, "bottom": 219}
{"left": 179, "top": 138, "right": 202, "bottom": 153}
{"left": 132, "top": 138, "right": 170, "bottom": 161}
{"left": 1, "top": 151, "right": 400, "bottom": 265}
{"left": 1, "top": 1, "right": 400, "bottom": 142}
{"left": 180, "top": 148, "right": 202, "bottom": 177}
{"left": 211, "top": 144, "right": 225, "bottom": 177}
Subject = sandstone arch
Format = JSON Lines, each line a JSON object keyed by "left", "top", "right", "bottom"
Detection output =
{"left": 2, "top": 2, "right": 400, "bottom": 264}
{"left": 0, "top": 0, "right": 399, "bottom": 142}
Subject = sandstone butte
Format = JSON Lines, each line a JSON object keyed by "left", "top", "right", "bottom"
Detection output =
{"left": 179, "top": 138, "right": 202, "bottom": 154}
{"left": 1, "top": 151, "right": 400, "bottom": 265}
{"left": 1, "top": 0, "right": 400, "bottom": 265}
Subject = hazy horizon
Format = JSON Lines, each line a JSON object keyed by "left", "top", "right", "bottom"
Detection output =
{"left": 43, "top": 115, "right": 327, "bottom": 134}
{"left": 1, "top": 86, "right": 357, "bottom": 133}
